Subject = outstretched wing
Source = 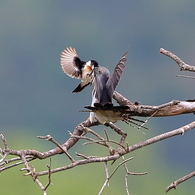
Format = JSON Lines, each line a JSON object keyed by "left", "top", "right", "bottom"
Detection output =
{"left": 106, "top": 51, "right": 128, "bottom": 95}
{"left": 60, "top": 47, "right": 83, "bottom": 79}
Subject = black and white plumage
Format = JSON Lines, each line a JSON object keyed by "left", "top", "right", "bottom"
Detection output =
{"left": 60, "top": 47, "right": 99, "bottom": 93}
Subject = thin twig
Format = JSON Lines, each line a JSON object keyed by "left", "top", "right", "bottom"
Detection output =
{"left": 176, "top": 75, "right": 195, "bottom": 79}
{"left": 0, "top": 156, "right": 35, "bottom": 172}
{"left": 69, "top": 132, "right": 109, "bottom": 148}
{"left": 166, "top": 171, "right": 195, "bottom": 193}
{"left": 98, "top": 157, "right": 133, "bottom": 195}
{"left": 0, "top": 134, "right": 9, "bottom": 150}
{"left": 44, "top": 158, "right": 52, "bottom": 191}
{"left": 122, "top": 156, "right": 147, "bottom": 195}
{"left": 106, "top": 122, "right": 127, "bottom": 145}
{"left": 80, "top": 126, "right": 116, "bottom": 154}
{"left": 98, "top": 162, "right": 109, "bottom": 195}
{"left": 138, "top": 110, "right": 157, "bottom": 129}
{"left": 37, "top": 135, "right": 75, "bottom": 163}
{"left": 159, "top": 48, "right": 195, "bottom": 72}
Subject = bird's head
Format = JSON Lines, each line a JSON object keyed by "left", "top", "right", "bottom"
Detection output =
{"left": 90, "top": 60, "right": 99, "bottom": 68}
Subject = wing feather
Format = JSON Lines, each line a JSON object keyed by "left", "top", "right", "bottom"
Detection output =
{"left": 106, "top": 51, "right": 128, "bottom": 95}
{"left": 60, "top": 47, "right": 82, "bottom": 79}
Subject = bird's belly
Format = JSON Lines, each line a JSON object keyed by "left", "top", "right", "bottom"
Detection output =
{"left": 82, "top": 71, "right": 93, "bottom": 83}
{"left": 95, "top": 110, "right": 122, "bottom": 124}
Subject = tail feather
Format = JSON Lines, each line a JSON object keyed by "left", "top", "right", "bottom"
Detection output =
{"left": 72, "top": 82, "right": 90, "bottom": 93}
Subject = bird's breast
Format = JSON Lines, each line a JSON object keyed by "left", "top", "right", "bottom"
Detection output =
{"left": 95, "top": 110, "right": 122, "bottom": 124}
{"left": 82, "top": 65, "right": 94, "bottom": 82}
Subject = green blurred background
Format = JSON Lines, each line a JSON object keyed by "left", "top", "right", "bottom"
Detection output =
{"left": 1, "top": 0, "right": 195, "bottom": 194}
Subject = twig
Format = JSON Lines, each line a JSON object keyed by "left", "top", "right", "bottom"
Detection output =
{"left": 0, "top": 134, "right": 9, "bottom": 163}
{"left": 166, "top": 171, "right": 195, "bottom": 193}
{"left": 176, "top": 75, "right": 195, "bottom": 79}
{"left": 0, "top": 156, "right": 35, "bottom": 172}
{"left": 121, "top": 156, "right": 147, "bottom": 195}
{"left": 44, "top": 158, "right": 53, "bottom": 191}
{"left": 128, "top": 120, "right": 195, "bottom": 152}
{"left": 122, "top": 156, "right": 147, "bottom": 176}
{"left": 138, "top": 110, "right": 157, "bottom": 129}
{"left": 125, "top": 172, "right": 130, "bottom": 195}
{"left": 98, "top": 162, "right": 109, "bottom": 195}
{"left": 159, "top": 48, "right": 195, "bottom": 72}
{"left": 110, "top": 157, "right": 134, "bottom": 179}
{"left": 0, "top": 134, "right": 9, "bottom": 150}
{"left": 69, "top": 131, "right": 112, "bottom": 150}
{"left": 106, "top": 122, "right": 127, "bottom": 145}
{"left": 98, "top": 157, "right": 133, "bottom": 195}
{"left": 81, "top": 126, "right": 116, "bottom": 154}
{"left": 37, "top": 135, "right": 75, "bottom": 163}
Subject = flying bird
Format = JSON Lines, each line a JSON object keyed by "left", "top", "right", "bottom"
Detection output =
{"left": 60, "top": 47, "right": 99, "bottom": 93}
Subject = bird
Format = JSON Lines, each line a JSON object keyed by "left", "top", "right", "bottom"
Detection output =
{"left": 85, "top": 51, "right": 130, "bottom": 124}
{"left": 60, "top": 47, "right": 99, "bottom": 93}
{"left": 91, "top": 51, "right": 128, "bottom": 108}
{"left": 84, "top": 104, "right": 146, "bottom": 128}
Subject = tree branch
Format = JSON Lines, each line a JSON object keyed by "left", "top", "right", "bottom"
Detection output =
{"left": 166, "top": 171, "right": 195, "bottom": 193}
{"left": 159, "top": 48, "right": 195, "bottom": 72}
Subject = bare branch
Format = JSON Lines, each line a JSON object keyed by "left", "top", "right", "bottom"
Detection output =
{"left": 166, "top": 171, "right": 195, "bottom": 193}
{"left": 37, "top": 135, "right": 75, "bottom": 163}
{"left": 113, "top": 93, "right": 195, "bottom": 117}
{"left": 122, "top": 156, "right": 147, "bottom": 195}
{"left": 159, "top": 48, "right": 195, "bottom": 72}
{"left": 99, "top": 157, "right": 133, "bottom": 195}
{"left": 128, "top": 121, "right": 195, "bottom": 152}
{"left": 98, "top": 162, "right": 109, "bottom": 195}
{"left": 44, "top": 158, "right": 53, "bottom": 192}
{"left": 106, "top": 122, "right": 127, "bottom": 145}
{"left": 176, "top": 75, "right": 195, "bottom": 79}
{"left": 35, "top": 119, "right": 195, "bottom": 177}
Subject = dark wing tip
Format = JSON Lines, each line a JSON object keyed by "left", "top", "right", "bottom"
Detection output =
{"left": 72, "top": 82, "right": 90, "bottom": 93}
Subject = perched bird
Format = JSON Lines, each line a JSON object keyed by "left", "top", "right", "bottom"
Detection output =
{"left": 91, "top": 51, "right": 128, "bottom": 107}
{"left": 85, "top": 104, "right": 130, "bottom": 124}
{"left": 85, "top": 51, "right": 130, "bottom": 124}
{"left": 84, "top": 103, "right": 145, "bottom": 127}
{"left": 60, "top": 47, "right": 99, "bottom": 93}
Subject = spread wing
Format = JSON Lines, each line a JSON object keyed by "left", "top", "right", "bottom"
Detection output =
{"left": 60, "top": 47, "right": 83, "bottom": 79}
{"left": 106, "top": 51, "right": 128, "bottom": 95}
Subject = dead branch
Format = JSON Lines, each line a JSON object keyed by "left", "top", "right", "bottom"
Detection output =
{"left": 2, "top": 120, "right": 191, "bottom": 178}
{"left": 37, "top": 135, "right": 75, "bottom": 163}
{"left": 122, "top": 156, "right": 147, "bottom": 195}
{"left": 166, "top": 171, "right": 195, "bottom": 193}
{"left": 113, "top": 93, "right": 195, "bottom": 117}
{"left": 99, "top": 157, "right": 134, "bottom": 195}
{"left": 105, "top": 122, "right": 127, "bottom": 145}
{"left": 160, "top": 48, "right": 195, "bottom": 72}
{"left": 1, "top": 97, "right": 195, "bottom": 194}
